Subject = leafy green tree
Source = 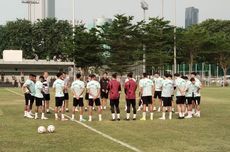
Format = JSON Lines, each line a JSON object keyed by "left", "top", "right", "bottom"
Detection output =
{"left": 2, "top": 19, "right": 33, "bottom": 58}
{"left": 98, "top": 14, "right": 141, "bottom": 74}
{"left": 70, "top": 24, "right": 103, "bottom": 73}
{"left": 177, "top": 25, "right": 207, "bottom": 73}
{"left": 141, "top": 18, "right": 174, "bottom": 73}
{"left": 32, "top": 18, "right": 72, "bottom": 60}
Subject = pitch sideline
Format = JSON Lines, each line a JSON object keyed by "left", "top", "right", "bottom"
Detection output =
{"left": 5, "top": 88, "right": 143, "bottom": 152}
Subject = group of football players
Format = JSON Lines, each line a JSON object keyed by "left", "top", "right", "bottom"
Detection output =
{"left": 22, "top": 71, "right": 202, "bottom": 121}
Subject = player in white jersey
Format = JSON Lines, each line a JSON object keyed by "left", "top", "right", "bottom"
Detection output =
{"left": 139, "top": 73, "right": 154, "bottom": 120}
{"left": 53, "top": 72, "right": 68, "bottom": 121}
{"left": 184, "top": 77, "right": 196, "bottom": 118}
{"left": 174, "top": 73, "right": 187, "bottom": 119}
{"left": 153, "top": 72, "right": 163, "bottom": 112}
{"left": 159, "top": 74, "right": 174, "bottom": 120}
{"left": 22, "top": 74, "right": 36, "bottom": 118}
{"left": 190, "top": 72, "right": 202, "bottom": 115}
{"left": 34, "top": 76, "right": 48, "bottom": 120}
{"left": 86, "top": 74, "right": 102, "bottom": 121}
{"left": 43, "top": 72, "right": 50, "bottom": 114}
{"left": 71, "top": 73, "right": 86, "bottom": 121}
{"left": 63, "top": 72, "right": 70, "bottom": 112}
{"left": 193, "top": 77, "right": 202, "bottom": 117}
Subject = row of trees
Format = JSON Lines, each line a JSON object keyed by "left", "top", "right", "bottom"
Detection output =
{"left": 0, "top": 15, "right": 230, "bottom": 82}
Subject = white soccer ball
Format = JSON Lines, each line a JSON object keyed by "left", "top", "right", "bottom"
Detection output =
{"left": 38, "top": 126, "right": 46, "bottom": 134}
{"left": 47, "top": 125, "right": 55, "bottom": 133}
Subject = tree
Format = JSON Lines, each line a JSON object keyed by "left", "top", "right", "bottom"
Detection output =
{"left": 70, "top": 24, "right": 103, "bottom": 73}
{"left": 177, "top": 25, "right": 207, "bottom": 73}
{"left": 2, "top": 19, "right": 33, "bottom": 58}
{"left": 98, "top": 14, "right": 141, "bottom": 74}
{"left": 141, "top": 18, "right": 174, "bottom": 73}
{"left": 202, "top": 32, "right": 230, "bottom": 86}
{"left": 32, "top": 18, "right": 72, "bottom": 60}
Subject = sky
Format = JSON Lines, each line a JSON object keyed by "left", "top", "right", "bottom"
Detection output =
{"left": 0, "top": 0, "right": 230, "bottom": 27}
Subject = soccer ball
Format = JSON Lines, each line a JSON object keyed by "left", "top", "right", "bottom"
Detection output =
{"left": 47, "top": 125, "right": 55, "bottom": 133}
{"left": 38, "top": 126, "right": 46, "bottom": 134}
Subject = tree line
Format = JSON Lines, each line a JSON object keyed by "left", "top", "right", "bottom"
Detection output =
{"left": 0, "top": 15, "right": 230, "bottom": 82}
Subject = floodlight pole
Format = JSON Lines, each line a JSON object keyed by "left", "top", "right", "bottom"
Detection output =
{"left": 72, "top": 0, "right": 76, "bottom": 80}
{"left": 141, "top": 0, "right": 148, "bottom": 73}
{"left": 173, "top": 0, "right": 177, "bottom": 74}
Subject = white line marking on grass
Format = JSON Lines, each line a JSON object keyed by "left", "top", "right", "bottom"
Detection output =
{"left": 5, "top": 88, "right": 23, "bottom": 96}
{"left": 6, "top": 89, "right": 143, "bottom": 152}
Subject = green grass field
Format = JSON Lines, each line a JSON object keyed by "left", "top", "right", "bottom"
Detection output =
{"left": 0, "top": 87, "right": 230, "bottom": 152}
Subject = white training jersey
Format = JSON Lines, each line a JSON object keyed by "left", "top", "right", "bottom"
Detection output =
{"left": 42, "top": 79, "right": 49, "bottom": 94}
{"left": 153, "top": 77, "right": 163, "bottom": 91}
{"left": 87, "top": 80, "right": 101, "bottom": 99}
{"left": 194, "top": 80, "right": 202, "bottom": 97}
{"left": 35, "top": 81, "right": 43, "bottom": 98}
{"left": 139, "top": 78, "right": 154, "bottom": 96}
{"left": 185, "top": 81, "right": 196, "bottom": 97}
{"left": 53, "top": 79, "right": 65, "bottom": 97}
{"left": 161, "top": 79, "right": 174, "bottom": 97}
{"left": 23, "top": 79, "right": 35, "bottom": 96}
{"left": 175, "top": 77, "right": 186, "bottom": 96}
{"left": 71, "top": 80, "right": 85, "bottom": 98}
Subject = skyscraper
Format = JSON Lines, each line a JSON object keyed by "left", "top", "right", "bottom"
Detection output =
{"left": 185, "top": 7, "right": 199, "bottom": 28}
{"left": 46, "top": 0, "right": 55, "bottom": 18}
{"left": 29, "top": 0, "right": 55, "bottom": 22}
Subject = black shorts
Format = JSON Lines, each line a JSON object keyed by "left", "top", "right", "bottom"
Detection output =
{"left": 24, "top": 93, "right": 35, "bottom": 105}
{"left": 43, "top": 94, "right": 50, "bottom": 101}
{"left": 194, "top": 97, "right": 201, "bottom": 105}
{"left": 101, "top": 91, "right": 108, "bottom": 99}
{"left": 35, "top": 97, "right": 43, "bottom": 106}
{"left": 162, "top": 97, "right": 172, "bottom": 107}
{"left": 141, "top": 96, "right": 152, "bottom": 105}
{"left": 186, "top": 97, "right": 195, "bottom": 105}
{"left": 64, "top": 93, "right": 69, "bottom": 100}
{"left": 55, "top": 97, "right": 65, "bottom": 107}
{"left": 176, "top": 96, "right": 186, "bottom": 104}
{"left": 154, "top": 91, "right": 162, "bottom": 99}
{"left": 89, "top": 98, "right": 101, "bottom": 107}
{"left": 73, "top": 98, "right": 84, "bottom": 107}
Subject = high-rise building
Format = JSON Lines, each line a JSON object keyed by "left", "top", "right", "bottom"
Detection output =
{"left": 28, "top": 0, "right": 55, "bottom": 22}
{"left": 185, "top": 7, "right": 199, "bottom": 28}
{"left": 46, "top": 0, "right": 55, "bottom": 18}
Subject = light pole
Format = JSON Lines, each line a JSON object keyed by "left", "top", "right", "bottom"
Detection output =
{"left": 22, "top": 0, "right": 39, "bottom": 22}
{"left": 141, "top": 0, "right": 148, "bottom": 73}
{"left": 72, "top": 0, "right": 76, "bottom": 80}
{"left": 173, "top": 0, "right": 177, "bottom": 74}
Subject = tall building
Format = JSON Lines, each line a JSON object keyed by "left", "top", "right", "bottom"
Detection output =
{"left": 28, "top": 0, "right": 55, "bottom": 23}
{"left": 185, "top": 7, "right": 199, "bottom": 28}
{"left": 46, "top": 0, "right": 55, "bottom": 18}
